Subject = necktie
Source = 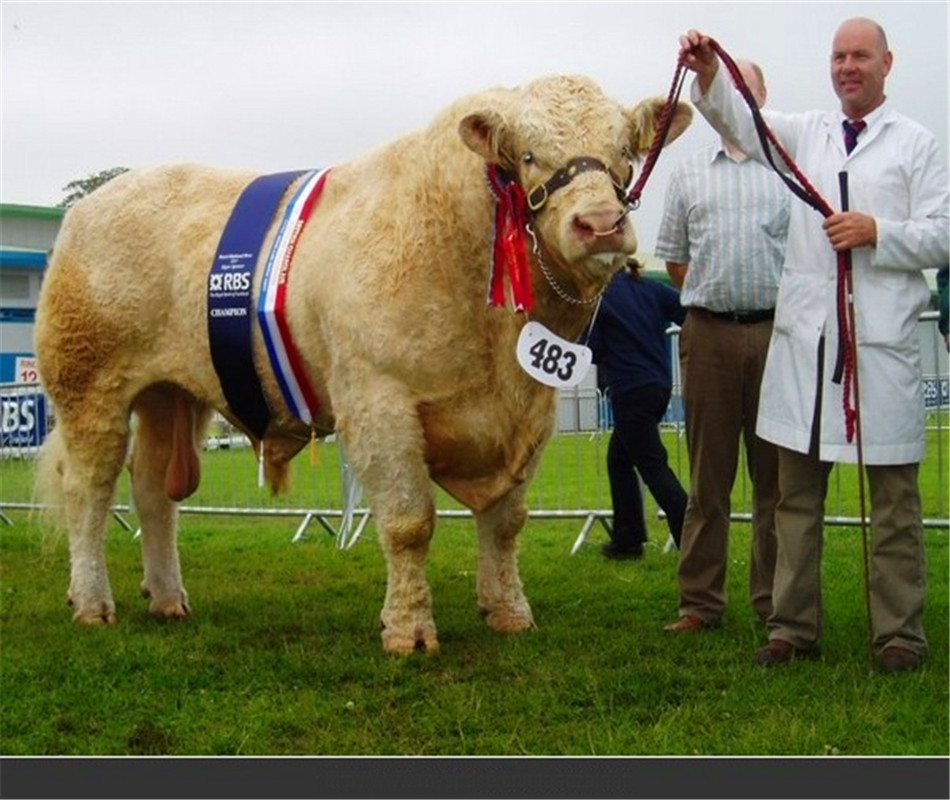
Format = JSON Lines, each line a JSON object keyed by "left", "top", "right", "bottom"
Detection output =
{"left": 843, "top": 119, "right": 866, "bottom": 154}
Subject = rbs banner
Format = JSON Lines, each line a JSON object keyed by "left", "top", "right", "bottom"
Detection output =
{"left": 1, "top": 392, "right": 48, "bottom": 449}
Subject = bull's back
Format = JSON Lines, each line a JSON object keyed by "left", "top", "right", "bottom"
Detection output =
{"left": 36, "top": 165, "right": 254, "bottom": 410}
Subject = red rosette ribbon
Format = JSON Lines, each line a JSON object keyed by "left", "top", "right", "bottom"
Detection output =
{"left": 486, "top": 165, "right": 534, "bottom": 313}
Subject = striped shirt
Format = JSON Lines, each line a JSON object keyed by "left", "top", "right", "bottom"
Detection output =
{"left": 654, "top": 144, "right": 789, "bottom": 312}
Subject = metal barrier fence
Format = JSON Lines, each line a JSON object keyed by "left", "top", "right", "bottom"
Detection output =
{"left": 651, "top": 311, "right": 949, "bottom": 538}
{"left": 2, "top": 313, "right": 947, "bottom": 548}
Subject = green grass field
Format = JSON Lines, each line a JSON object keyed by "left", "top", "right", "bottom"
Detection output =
{"left": 0, "top": 427, "right": 947, "bottom": 756}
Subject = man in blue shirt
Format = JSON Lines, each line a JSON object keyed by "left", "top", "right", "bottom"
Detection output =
{"left": 588, "top": 259, "right": 688, "bottom": 560}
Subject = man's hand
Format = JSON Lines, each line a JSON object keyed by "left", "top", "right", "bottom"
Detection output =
{"left": 679, "top": 30, "right": 720, "bottom": 91}
{"left": 666, "top": 261, "right": 688, "bottom": 289}
{"left": 822, "top": 211, "right": 877, "bottom": 252}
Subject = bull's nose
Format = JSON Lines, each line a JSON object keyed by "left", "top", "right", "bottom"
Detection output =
{"left": 572, "top": 208, "right": 626, "bottom": 240}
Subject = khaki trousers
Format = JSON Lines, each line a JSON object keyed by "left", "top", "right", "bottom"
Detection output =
{"left": 770, "top": 445, "right": 928, "bottom": 656}
{"left": 676, "top": 310, "right": 780, "bottom": 623}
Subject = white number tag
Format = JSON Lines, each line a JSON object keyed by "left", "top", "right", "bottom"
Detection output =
{"left": 516, "top": 320, "right": 592, "bottom": 388}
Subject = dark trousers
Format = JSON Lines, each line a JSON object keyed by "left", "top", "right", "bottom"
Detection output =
{"left": 607, "top": 385, "right": 687, "bottom": 549}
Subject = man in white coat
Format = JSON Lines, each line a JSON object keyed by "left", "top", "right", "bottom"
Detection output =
{"left": 678, "top": 18, "right": 949, "bottom": 672}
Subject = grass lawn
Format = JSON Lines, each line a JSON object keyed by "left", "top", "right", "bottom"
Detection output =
{"left": 1, "top": 419, "right": 947, "bottom": 759}
{"left": 1, "top": 507, "right": 946, "bottom": 757}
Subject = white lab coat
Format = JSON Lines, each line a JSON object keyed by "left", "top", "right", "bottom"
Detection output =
{"left": 693, "top": 69, "right": 950, "bottom": 464}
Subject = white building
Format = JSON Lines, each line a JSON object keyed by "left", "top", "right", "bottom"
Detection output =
{"left": 0, "top": 204, "right": 64, "bottom": 383}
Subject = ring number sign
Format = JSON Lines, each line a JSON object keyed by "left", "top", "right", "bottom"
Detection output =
{"left": 516, "top": 321, "right": 592, "bottom": 388}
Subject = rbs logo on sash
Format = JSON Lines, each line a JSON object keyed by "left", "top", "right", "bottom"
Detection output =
{"left": 209, "top": 272, "right": 251, "bottom": 294}
{"left": 0, "top": 393, "right": 48, "bottom": 448}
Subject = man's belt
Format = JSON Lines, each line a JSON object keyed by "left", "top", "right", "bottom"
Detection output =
{"left": 691, "top": 307, "right": 775, "bottom": 324}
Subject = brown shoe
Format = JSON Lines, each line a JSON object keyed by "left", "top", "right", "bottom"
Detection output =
{"left": 663, "top": 614, "right": 716, "bottom": 633}
{"left": 754, "top": 638, "right": 821, "bottom": 666}
{"left": 878, "top": 646, "right": 921, "bottom": 674}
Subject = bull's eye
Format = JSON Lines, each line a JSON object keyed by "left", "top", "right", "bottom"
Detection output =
{"left": 522, "top": 152, "right": 534, "bottom": 164}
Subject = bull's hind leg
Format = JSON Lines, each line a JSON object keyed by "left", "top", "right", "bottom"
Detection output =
{"left": 58, "top": 410, "right": 132, "bottom": 625}
{"left": 130, "top": 385, "right": 211, "bottom": 618}
{"left": 474, "top": 483, "right": 535, "bottom": 633}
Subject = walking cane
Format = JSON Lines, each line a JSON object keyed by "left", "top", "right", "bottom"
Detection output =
{"left": 837, "top": 171, "right": 874, "bottom": 664}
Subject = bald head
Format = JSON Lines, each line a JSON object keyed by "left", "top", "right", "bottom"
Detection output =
{"left": 835, "top": 17, "right": 889, "bottom": 52}
{"left": 736, "top": 60, "right": 767, "bottom": 108}
{"left": 831, "top": 17, "right": 892, "bottom": 119}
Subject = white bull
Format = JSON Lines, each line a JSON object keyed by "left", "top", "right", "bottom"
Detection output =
{"left": 34, "top": 74, "right": 691, "bottom": 653}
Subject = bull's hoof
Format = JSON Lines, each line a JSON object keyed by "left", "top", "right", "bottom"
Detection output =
{"left": 146, "top": 590, "right": 191, "bottom": 619}
{"left": 68, "top": 592, "right": 117, "bottom": 625}
{"left": 72, "top": 607, "right": 118, "bottom": 626}
{"left": 149, "top": 601, "right": 191, "bottom": 620}
{"left": 141, "top": 581, "right": 190, "bottom": 618}
{"left": 381, "top": 627, "right": 439, "bottom": 655}
{"left": 485, "top": 607, "right": 536, "bottom": 633}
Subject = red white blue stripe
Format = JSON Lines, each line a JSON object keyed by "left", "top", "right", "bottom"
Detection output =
{"left": 256, "top": 168, "right": 331, "bottom": 425}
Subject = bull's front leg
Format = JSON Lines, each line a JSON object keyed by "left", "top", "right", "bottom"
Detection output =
{"left": 474, "top": 485, "right": 535, "bottom": 633}
{"left": 377, "top": 501, "right": 438, "bottom": 654}
{"left": 334, "top": 376, "right": 439, "bottom": 654}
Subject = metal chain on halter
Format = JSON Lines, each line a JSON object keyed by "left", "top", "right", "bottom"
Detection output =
{"left": 525, "top": 222, "right": 608, "bottom": 306}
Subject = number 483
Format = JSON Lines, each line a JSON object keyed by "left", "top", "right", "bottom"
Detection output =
{"left": 528, "top": 338, "right": 577, "bottom": 382}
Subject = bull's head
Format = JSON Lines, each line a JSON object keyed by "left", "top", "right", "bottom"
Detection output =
{"left": 459, "top": 75, "right": 692, "bottom": 298}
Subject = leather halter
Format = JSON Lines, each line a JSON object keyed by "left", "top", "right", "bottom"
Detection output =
{"left": 526, "top": 157, "right": 631, "bottom": 212}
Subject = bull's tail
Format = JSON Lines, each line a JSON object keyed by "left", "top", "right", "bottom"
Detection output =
{"left": 32, "top": 426, "right": 70, "bottom": 538}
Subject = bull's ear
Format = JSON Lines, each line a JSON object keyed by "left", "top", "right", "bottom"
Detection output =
{"left": 459, "top": 110, "right": 510, "bottom": 162}
{"left": 627, "top": 98, "right": 693, "bottom": 157}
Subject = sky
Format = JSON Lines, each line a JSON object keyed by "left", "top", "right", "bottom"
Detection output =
{"left": 1, "top": 1, "right": 947, "bottom": 253}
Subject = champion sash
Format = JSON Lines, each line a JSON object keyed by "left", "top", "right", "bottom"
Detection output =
{"left": 207, "top": 170, "right": 307, "bottom": 439}
{"left": 256, "top": 168, "right": 331, "bottom": 425}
